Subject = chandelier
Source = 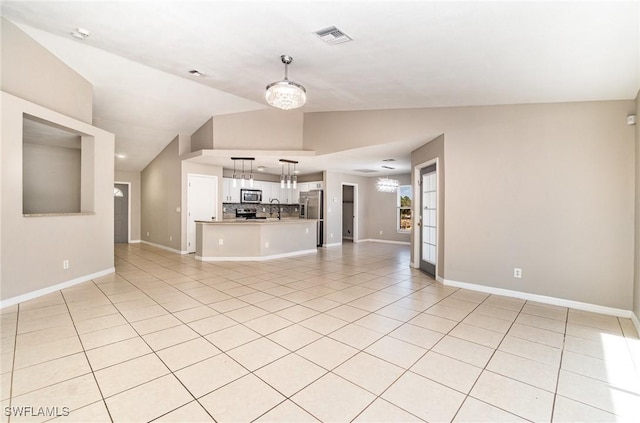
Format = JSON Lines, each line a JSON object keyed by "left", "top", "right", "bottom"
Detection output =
{"left": 266, "top": 55, "right": 307, "bottom": 110}
{"left": 376, "top": 177, "right": 399, "bottom": 193}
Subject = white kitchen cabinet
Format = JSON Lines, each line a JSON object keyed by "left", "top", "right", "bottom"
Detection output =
{"left": 259, "top": 182, "right": 278, "bottom": 203}
{"left": 222, "top": 177, "right": 240, "bottom": 203}
{"left": 298, "top": 181, "right": 323, "bottom": 194}
{"left": 280, "top": 186, "right": 298, "bottom": 204}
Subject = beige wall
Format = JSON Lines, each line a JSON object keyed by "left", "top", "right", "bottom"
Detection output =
{"left": 634, "top": 91, "right": 640, "bottom": 321}
{"left": 23, "top": 143, "right": 81, "bottom": 214}
{"left": 411, "top": 134, "right": 445, "bottom": 278}
{"left": 191, "top": 117, "right": 214, "bottom": 152}
{"left": 306, "top": 101, "right": 635, "bottom": 310}
{"left": 1, "top": 92, "right": 114, "bottom": 301}
{"left": 115, "top": 170, "right": 141, "bottom": 241}
{"left": 140, "top": 135, "right": 185, "bottom": 251}
{"left": 365, "top": 174, "right": 412, "bottom": 244}
{"left": 212, "top": 109, "right": 303, "bottom": 150}
{"left": 0, "top": 18, "right": 93, "bottom": 124}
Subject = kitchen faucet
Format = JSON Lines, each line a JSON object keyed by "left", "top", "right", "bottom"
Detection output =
{"left": 270, "top": 198, "right": 281, "bottom": 220}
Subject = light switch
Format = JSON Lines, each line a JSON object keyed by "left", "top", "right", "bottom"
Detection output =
{"left": 176, "top": 207, "right": 181, "bottom": 212}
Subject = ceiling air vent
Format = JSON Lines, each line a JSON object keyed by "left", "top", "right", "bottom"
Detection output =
{"left": 314, "top": 26, "right": 353, "bottom": 45}
{"left": 381, "top": 165, "right": 395, "bottom": 170}
{"left": 353, "top": 169, "right": 378, "bottom": 173}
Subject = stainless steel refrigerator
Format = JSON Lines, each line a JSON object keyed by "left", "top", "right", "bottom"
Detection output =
{"left": 299, "top": 190, "right": 323, "bottom": 247}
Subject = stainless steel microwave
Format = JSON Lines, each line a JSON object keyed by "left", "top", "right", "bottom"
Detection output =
{"left": 240, "top": 189, "right": 262, "bottom": 203}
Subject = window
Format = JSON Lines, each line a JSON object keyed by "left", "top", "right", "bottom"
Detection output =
{"left": 397, "top": 185, "right": 412, "bottom": 232}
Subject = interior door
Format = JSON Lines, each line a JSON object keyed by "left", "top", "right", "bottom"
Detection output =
{"left": 187, "top": 174, "right": 218, "bottom": 253}
{"left": 114, "top": 183, "right": 129, "bottom": 243}
{"left": 420, "top": 164, "right": 437, "bottom": 277}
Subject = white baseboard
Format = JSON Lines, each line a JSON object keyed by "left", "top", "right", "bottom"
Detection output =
{"left": 443, "top": 278, "right": 634, "bottom": 319}
{"left": 129, "top": 239, "right": 141, "bottom": 244}
{"left": 140, "top": 240, "right": 188, "bottom": 255}
{"left": 322, "top": 242, "right": 343, "bottom": 248}
{"left": 356, "top": 239, "right": 411, "bottom": 246}
{"left": 0, "top": 267, "right": 115, "bottom": 309}
{"left": 196, "top": 249, "right": 317, "bottom": 262}
{"left": 436, "top": 275, "right": 445, "bottom": 284}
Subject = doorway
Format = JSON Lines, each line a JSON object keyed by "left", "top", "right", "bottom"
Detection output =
{"left": 342, "top": 185, "right": 354, "bottom": 241}
{"left": 114, "top": 182, "right": 130, "bottom": 243}
{"left": 341, "top": 183, "right": 358, "bottom": 243}
{"left": 420, "top": 164, "right": 437, "bottom": 277}
{"left": 187, "top": 174, "right": 218, "bottom": 254}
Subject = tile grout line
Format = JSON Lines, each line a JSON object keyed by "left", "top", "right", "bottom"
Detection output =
{"left": 6, "top": 303, "right": 20, "bottom": 423}
{"left": 549, "top": 304, "right": 570, "bottom": 423}
{"left": 59, "top": 288, "right": 114, "bottom": 423}
{"left": 449, "top": 297, "right": 528, "bottom": 423}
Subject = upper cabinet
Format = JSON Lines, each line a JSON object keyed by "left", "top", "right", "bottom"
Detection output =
{"left": 298, "top": 181, "right": 323, "bottom": 193}
{"left": 222, "top": 178, "right": 240, "bottom": 203}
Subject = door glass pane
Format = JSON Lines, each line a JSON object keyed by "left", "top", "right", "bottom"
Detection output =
{"left": 421, "top": 169, "right": 437, "bottom": 266}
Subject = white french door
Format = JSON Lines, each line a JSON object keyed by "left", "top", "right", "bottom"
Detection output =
{"left": 420, "top": 164, "right": 437, "bottom": 277}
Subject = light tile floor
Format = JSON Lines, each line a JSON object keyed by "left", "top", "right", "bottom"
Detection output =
{"left": 1, "top": 242, "right": 639, "bottom": 422}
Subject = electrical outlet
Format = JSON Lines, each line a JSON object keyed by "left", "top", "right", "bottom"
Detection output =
{"left": 306, "top": 228, "right": 309, "bottom": 234}
{"left": 218, "top": 239, "right": 224, "bottom": 245}
{"left": 63, "top": 260, "right": 69, "bottom": 270}
{"left": 169, "top": 236, "right": 172, "bottom": 241}
{"left": 330, "top": 233, "right": 333, "bottom": 238}
{"left": 379, "top": 230, "right": 383, "bottom": 235}
{"left": 265, "top": 241, "right": 269, "bottom": 248}
{"left": 514, "top": 268, "right": 522, "bottom": 278}
{"left": 146, "top": 232, "right": 149, "bottom": 237}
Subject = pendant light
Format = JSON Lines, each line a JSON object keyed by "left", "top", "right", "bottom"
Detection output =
{"left": 232, "top": 159, "right": 237, "bottom": 187}
{"left": 241, "top": 160, "right": 245, "bottom": 187}
{"left": 279, "top": 159, "right": 299, "bottom": 189}
{"left": 231, "top": 157, "right": 255, "bottom": 187}
{"left": 292, "top": 163, "right": 298, "bottom": 189}
{"left": 266, "top": 55, "right": 307, "bottom": 110}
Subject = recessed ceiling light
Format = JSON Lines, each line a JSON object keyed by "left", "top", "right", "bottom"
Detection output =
{"left": 115, "top": 153, "right": 126, "bottom": 159}
{"left": 70, "top": 27, "right": 90, "bottom": 40}
{"left": 257, "top": 166, "right": 266, "bottom": 172}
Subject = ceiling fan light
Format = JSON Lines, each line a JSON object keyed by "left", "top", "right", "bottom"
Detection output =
{"left": 266, "top": 55, "right": 307, "bottom": 110}
{"left": 265, "top": 80, "right": 307, "bottom": 110}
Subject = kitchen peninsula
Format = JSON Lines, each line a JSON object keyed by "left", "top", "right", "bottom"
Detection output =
{"left": 195, "top": 219, "right": 318, "bottom": 261}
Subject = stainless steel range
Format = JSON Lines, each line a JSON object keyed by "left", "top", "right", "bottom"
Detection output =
{"left": 235, "top": 208, "right": 266, "bottom": 220}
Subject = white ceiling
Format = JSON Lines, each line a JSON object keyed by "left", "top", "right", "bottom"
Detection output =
{"left": 2, "top": 1, "right": 638, "bottom": 175}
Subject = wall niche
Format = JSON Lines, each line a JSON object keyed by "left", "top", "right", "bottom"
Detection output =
{"left": 22, "top": 114, "right": 95, "bottom": 215}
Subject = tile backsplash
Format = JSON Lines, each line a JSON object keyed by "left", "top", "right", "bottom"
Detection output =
{"left": 222, "top": 203, "right": 300, "bottom": 219}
